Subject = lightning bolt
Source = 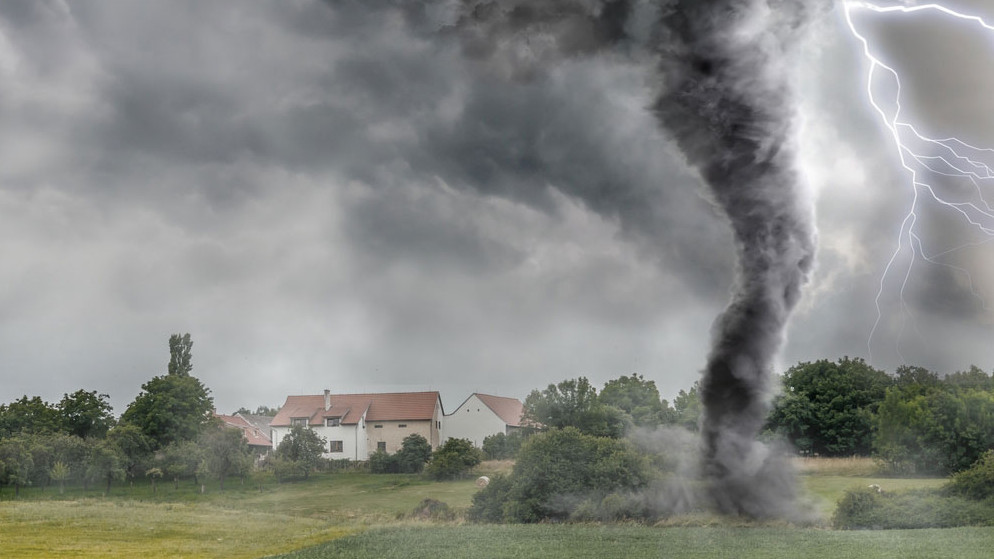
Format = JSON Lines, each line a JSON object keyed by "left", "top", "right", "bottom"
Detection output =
{"left": 842, "top": 1, "right": 994, "bottom": 362}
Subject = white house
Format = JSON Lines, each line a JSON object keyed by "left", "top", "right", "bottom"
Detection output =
{"left": 443, "top": 393, "right": 526, "bottom": 448}
{"left": 270, "top": 390, "right": 444, "bottom": 461}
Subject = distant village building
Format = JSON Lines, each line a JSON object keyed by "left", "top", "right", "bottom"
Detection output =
{"left": 214, "top": 412, "right": 273, "bottom": 457}
{"left": 443, "top": 393, "right": 526, "bottom": 447}
{"left": 270, "top": 390, "right": 444, "bottom": 460}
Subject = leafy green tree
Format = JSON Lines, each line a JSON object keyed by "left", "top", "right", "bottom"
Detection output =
{"left": 944, "top": 365, "right": 993, "bottom": 391}
{"left": 86, "top": 440, "right": 125, "bottom": 495}
{"left": 766, "top": 357, "right": 892, "bottom": 456}
{"left": 523, "top": 377, "right": 625, "bottom": 438}
{"left": 158, "top": 440, "right": 203, "bottom": 489}
{"left": 200, "top": 426, "right": 252, "bottom": 490}
{"left": 168, "top": 333, "right": 193, "bottom": 376}
{"left": 274, "top": 425, "right": 326, "bottom": 480}
{"left": 0, "top": 396, "right": 60, "bottom": 438}
{"left": 235, "top": 405, "right": 281, "bottom": 417}
{"left": 0, "top": 436, "right": 34, "bottom": 497}
{"left": 671, "top": 383, "right": 702, "bottom": 431}
{"left": 48, "top": 433, "right": 93, "bottom": 487}
{"left": 50, "top": 461, "right": 71, "bottom": 494}
{"left": 426, "top": 438, "right": 483, "bottom": 480}
{"left": 120, "top": 334, "right": 214, "bottom": 449}
{"left": 599, "top": 374, "right": 675, "bottom": 428}
{"left": 396, "top": 433, "right": 432, "bottom": 474}
{"left": 875, "top": 381, "right": 994, "bottom": 474}
{"left": 482, "top": 430, "right": 530, "bottom": 460}
{"left": 57, "top": 390, "right": 115, "bottom": 439}
{"left": 107, "top": 424, "right": 154, "bottom": 481}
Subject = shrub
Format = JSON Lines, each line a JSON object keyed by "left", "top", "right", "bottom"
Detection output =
{"left": 409, "top": 498, "right": 455, "bottom": 521}
{"left": 426, "top": 438, "right": 482, "bottom": 481}
{"left": 832, "top": 486, "right": 883, "bottom": 529}
{"left": 467, "top": 474, "right": 513, "bottom": 522}
{"left": 947, "top": 450, "right": 994, "bottom": 500}
{"left": 493, "top": 427, "right": 653, "bottom": 523}
{"left": 369, "top": 450, "right": 399, "bottom": 474}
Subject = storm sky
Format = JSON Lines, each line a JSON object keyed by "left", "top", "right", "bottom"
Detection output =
{"left": 2, "top": 0, "right": 993, "bottom": 415}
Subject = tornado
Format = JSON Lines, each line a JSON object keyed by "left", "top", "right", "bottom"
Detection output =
{"left": 653, "top": 0, "right": 818, "bottom": 516}
{"left": 449, "top": 0, "right": 821, "bottom": 517}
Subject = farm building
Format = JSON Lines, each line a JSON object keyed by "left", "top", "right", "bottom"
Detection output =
{"left": 270, "top": 390, "right": 444, "bottom": 460}
{"left": 443, "top": 393, "right": 526, "bottom": 448}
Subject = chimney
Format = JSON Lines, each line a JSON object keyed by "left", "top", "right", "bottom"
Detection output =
{"left": 324, "top": 389, "right": 331, "bottom": 411}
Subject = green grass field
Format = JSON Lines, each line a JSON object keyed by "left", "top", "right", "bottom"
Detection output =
{"left": 269, "top": 525, "right": 994, "bottom": 559}
{"left": 0, "top": 460, "right": 986, "bottom": 558}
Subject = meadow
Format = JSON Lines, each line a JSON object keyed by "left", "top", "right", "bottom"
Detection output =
{"left": 0, "top": 459, "right": 988, "bottom": 558}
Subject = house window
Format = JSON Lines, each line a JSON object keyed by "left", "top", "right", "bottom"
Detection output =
{"left": 329, "top": 440, "right": 344, "bottom": 453}
{"left": 398, "top": 424, "right": 407, "bottom": 428}
{"left": 291, "top": 418, "right": 308, "bottom": 427}
{"left": 374, "top": 424, "right": 383, "bottom": 429}
{"left": 377, "top": 441, "right": 386, "bottom": 452}
{"left": 325, "top": 417, "right": 340, "bottom": 427}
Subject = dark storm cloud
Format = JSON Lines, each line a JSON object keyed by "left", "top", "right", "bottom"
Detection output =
{"left": 1, "top": 0, "right": 992, "bottom": 416}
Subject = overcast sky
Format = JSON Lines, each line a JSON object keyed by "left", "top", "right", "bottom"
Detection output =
{"left": 2, "top": 0, "right": 993, "bottom": 416}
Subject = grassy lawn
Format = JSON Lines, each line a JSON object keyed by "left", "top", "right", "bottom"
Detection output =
{"left": 269, "top": 524, "right": 994, "bottom": 559}
{"left": 0, "top": 460, "right": 978, "bottom": 558}
{"left": 0, "top": 500, "right": 348, "bottom": 559}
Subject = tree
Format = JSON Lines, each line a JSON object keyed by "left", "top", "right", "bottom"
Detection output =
{"left": 599, "top": 374, "right": 674, "bottom": 428}
{"left": 50, "top": 461, "right": 71, "bottom": 494}
{"left": 0, "top": 396, "right": 59, "bottom": 438}
{"left": 200, "top": 426, "right": 251, "bottom": 490}
{"left": 58, "top": 390, "right": 115, "bottom": 439}
{"left": 107, "top": 424, "right": 153, "bottom": 481}
{"left": 482, "top": 430, "right": 530, "bottom": 460}
{"left": 395, "top": 433, "right": 432, "bottom": 474}
{"left": 168, "top": 333, "right": 193, "bottom": 376}
{"left": 273, "top": 425, "right": 326, "bottom": 480}
{"left": 426, "top": 438, "right": 482, "bottom": 480}
{"left": 158, "top": 440, "right": 203, "bottom": 489}
{"left": 766, "top": 357, "right": 892, "bottom": 456}
{"left": 523, "top": 377, "right": 625, "bottom": 438}
{"left": 86, "top": 440, "right": 125, "bottom": 495}
{"left": 120, "top": 334, "right": 214, "bottom": 449}
{"left": 875, "top": 381, "right": 994, "bottom": 474}
{"left": 234, "top": 405, "right": 280, "bottom": 417}
{"left": 671, "top": 383, "right": 702, "bottom": 431}
{"left": 0, "top": 436, "right": 34, "bottom": 498}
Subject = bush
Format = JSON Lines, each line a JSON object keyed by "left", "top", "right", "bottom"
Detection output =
{"left": 471, "top": 427, "right": 653, "bottom": 523}
{"left": 947, "top": 450, "right": 994, "bottom": 500}
{"left": 426, "top": 438, "right": 482, "bottom": 481}
{"left": 409, "top": 498, "right": 455, "bottom": 521}
{"left": 467, "top": 474, "right": 513, "bottom": 522}
{"left": 369, "top": 450, "right": 399, "bottom": 474}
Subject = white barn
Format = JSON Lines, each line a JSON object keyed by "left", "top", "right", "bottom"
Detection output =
{"left": 443, "top": 393, "right": 526, "bottom": 448}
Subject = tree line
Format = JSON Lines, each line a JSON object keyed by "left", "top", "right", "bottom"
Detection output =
{"left": 495, "top": 359, "right": 994, "bottom": 476}
{"left": 0, "top": 334, "right": 239, "bottom": 497}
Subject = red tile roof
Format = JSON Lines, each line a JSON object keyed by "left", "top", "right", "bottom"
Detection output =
{"left": 214, "top": 413, "right": 273, "bottom": 447}
{"left": 271, "top": 392, "right": 441, "bottom": 427}
{"left": 475, "top": 393, "right": 525, "bottom": 427}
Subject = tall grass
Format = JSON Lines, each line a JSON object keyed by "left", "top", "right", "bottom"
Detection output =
{"left": 792, "top": 456, "right": 882, "bottom": 476}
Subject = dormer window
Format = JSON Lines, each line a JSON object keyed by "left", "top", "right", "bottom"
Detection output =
{"left": 291, "top": 418, "right": 309, "bottom": 427}
{"left": 325, "top": 417, "right": 341, "bottom": 427}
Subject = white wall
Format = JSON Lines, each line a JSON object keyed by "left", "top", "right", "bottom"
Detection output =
{"left": 271, "top": 421, "right": 367, "bottom": 461}
{"left": 443, "top": 394, "right": 508, "bottom": 447}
